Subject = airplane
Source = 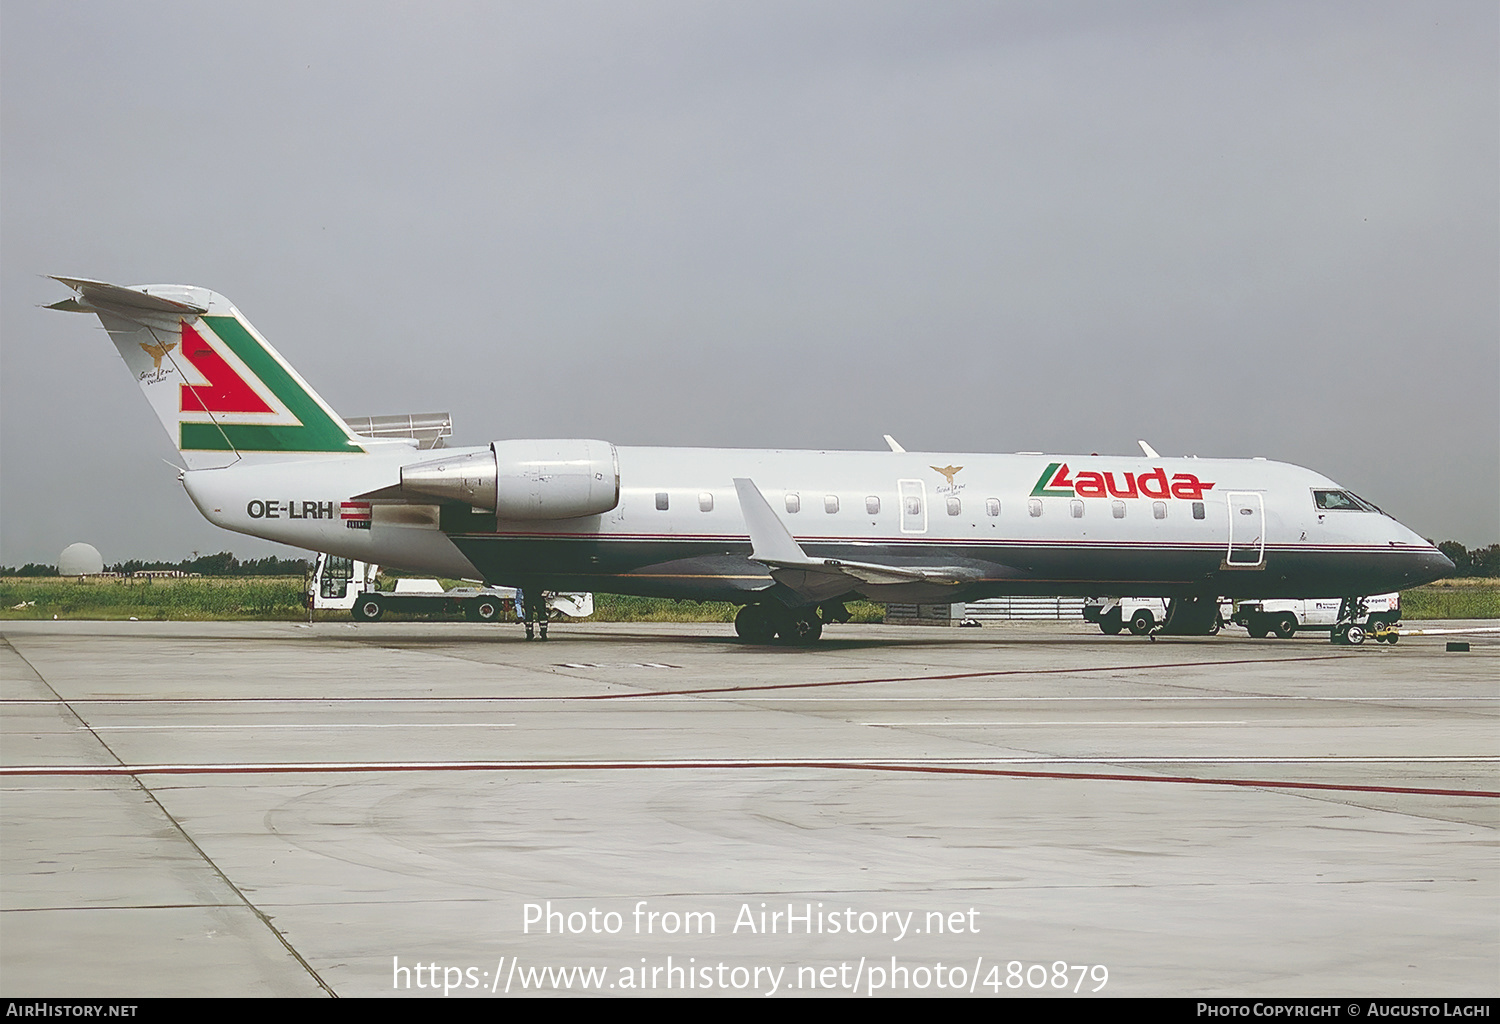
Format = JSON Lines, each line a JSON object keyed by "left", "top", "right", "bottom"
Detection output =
{"left": 48, "top": 277, "right": 1454, "bottom": 643}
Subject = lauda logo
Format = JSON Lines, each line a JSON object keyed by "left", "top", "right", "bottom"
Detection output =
{"left": 1030, "top": 462, "right": 1214, "bottom": 501}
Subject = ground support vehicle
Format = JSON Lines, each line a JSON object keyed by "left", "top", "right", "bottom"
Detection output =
{"left": 350, "top": 579, "right": 516, "bottom": 623}
{"left": 1232, "top": 593, "right": 1399, "bottom": 643}
{"left": 1083, "top": 597, "right": 1231, "bottom": 636}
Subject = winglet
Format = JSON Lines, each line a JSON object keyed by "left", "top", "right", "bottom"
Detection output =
{"left": 733, "top": 478, "right": 811, "bottom": 565}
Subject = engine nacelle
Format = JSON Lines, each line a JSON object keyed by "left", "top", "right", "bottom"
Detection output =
{"left": 400, "top": 439, "right": 620, "bottom": 521}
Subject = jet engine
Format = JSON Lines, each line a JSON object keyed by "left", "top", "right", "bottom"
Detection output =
{"left": 399, "top": 439, "right": 620, "bottom": 520}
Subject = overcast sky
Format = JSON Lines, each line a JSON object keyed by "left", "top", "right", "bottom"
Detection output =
{"left": 2, "top": 0, "right": 1496, "bottom": 565}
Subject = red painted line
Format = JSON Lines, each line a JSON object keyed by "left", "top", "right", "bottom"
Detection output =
{"left": 4, "top": 759, "right": 1494, "bottom": 798}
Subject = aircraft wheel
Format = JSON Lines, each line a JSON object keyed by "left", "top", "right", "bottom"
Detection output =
{"left": 1344, "top": 624, "right": 1366, "bottom": 646}
{"left": 734, "top": 604, "right": 777, "bottom": 643}
{"left": 777, "top": 612, "right": 823, "bottom": 645}
{"left": 471, "top": 599, "right": 501, "bottom": 623}
{"left": 352, "top": 596, "right": 383, "bottom": 622}
{"left": 1128, "top": 611, "right": 1154, "bottom": 636}
{"left": 1100, "top": 611, "right": 1123, "bottom": 636}
{"left": 1273, "top": 615, "right": 1297, "bottom": 639}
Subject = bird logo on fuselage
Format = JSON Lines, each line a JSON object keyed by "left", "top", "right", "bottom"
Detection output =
{"left": 139, "top": 340, "right": 176, "bottom": 369}
{"left": 930, "top": 465, "right": 963, "bottom": 488}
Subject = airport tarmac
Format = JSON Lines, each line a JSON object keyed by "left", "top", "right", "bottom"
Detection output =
{"left": 1, "top": 618, "right": 1495, "bottom": 998}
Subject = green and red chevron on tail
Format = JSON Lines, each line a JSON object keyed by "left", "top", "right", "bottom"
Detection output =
{"left": 48, "top": 277, "right": 366, "bottom": 466}
{"left": 177, "top": 315, "right": 359, "bottom": 454}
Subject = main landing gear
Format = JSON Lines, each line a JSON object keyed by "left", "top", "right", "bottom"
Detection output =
{"left": 734, "top": 601, "right": 848, "bottom": 645}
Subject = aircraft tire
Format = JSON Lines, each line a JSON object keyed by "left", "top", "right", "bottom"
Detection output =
{"left": 1273, "top": 616, "right": 1297, "bottom": 639}
{"left": 353, "top": 596, "right": 383, "bottom": 622}
{"left": 734, "top": 604, "right": 777, "bottom": 643}
{"left": 1128, "top": 611, "right": 1154, "bottom": 636}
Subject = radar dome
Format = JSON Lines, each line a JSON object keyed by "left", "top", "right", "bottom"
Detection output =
{"left": 58, "top": 543, "right": 103, "bottom": 576}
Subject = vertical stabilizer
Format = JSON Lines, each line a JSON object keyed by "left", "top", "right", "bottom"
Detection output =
{"left": 50, "top": 278, "right": 366, "bottom": 468}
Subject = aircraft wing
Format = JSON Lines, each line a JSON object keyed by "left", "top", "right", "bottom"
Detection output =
{"left": 732, "top": 478, "right": 984, "bottom": 601}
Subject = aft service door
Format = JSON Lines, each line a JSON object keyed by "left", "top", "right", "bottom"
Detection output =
{"left": 1226, "top": 492, "right": 1265, "bottom": 568}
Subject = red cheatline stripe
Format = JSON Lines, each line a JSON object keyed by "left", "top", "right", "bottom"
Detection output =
{"left": 2, "top": 759, "right": 1494, "bottom": 797}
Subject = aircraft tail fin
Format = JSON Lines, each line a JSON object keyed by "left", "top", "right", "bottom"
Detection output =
{"left": 50, "top": 278, "right": 366, "bottom": 468}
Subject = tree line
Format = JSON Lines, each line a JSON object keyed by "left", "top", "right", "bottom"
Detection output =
{"left": 2, "top": 551, "right": 311, "bottom": 577}
{"left": 1434, "top": 542, "right": 1500, "bottom": 578}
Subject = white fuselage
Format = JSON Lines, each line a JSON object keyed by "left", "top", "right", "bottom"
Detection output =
{"left": 181, "top": 445, "right": 1450, "bottom": 603}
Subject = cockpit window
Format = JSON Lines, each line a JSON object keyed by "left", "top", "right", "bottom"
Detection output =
{"left": 1314, "top": 490, "right": 1377, "bottom": 512}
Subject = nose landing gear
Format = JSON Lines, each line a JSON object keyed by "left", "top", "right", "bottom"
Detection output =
{"left": 1330, "top": 597, "right": 1400, "bottom": 645}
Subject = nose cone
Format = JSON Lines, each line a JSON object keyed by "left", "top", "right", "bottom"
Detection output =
{"left": 1410, "top": 547, "right": 1456, "bottom": 587}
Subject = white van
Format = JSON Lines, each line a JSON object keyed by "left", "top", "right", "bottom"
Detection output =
{"left": 1232, "top": 593, "right": 1399, "bottom": 639}
{"left": 1082, "top": 597, "right": 1233, "bottom": 636}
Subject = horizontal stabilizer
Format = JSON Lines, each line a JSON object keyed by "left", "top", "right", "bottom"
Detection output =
{"left": 49, "top": 277, "right": 209, "bottom": 316}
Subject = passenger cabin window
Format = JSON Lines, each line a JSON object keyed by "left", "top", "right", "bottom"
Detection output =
{"left": 655, "top": 492, "right": 669, "bottom": 511}
{"left": 866, "top": 496, "right": 881, "bottom": 515}
{"left": 785, "top": 493, "right": 801, "bottom": 513}
{"left": 1070, "top": 499, "right": 1084, "bottom": 519}
{"left": 1028, "top": 499, "right": 1042, "bottom": 518}
{"left": 986, "top": 498, "right": 1000, "bottom": 517}
{"left": 698, "top": 492, "right": 713, "bottom": 512}
{"left": 1112, "top": 500, "right": 1126, "bottom": 519}
{"left": 825, "top": 495, "right": 839, "bottom": 514}
{"left": 1192, "top": 501, "right": 1205, "bottom": 520}
{"left": 947, "top": 497, "right": 961, "bottom": 516}
{"left": 1152, "top": 501, "right": 1167, "bottom": 520}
